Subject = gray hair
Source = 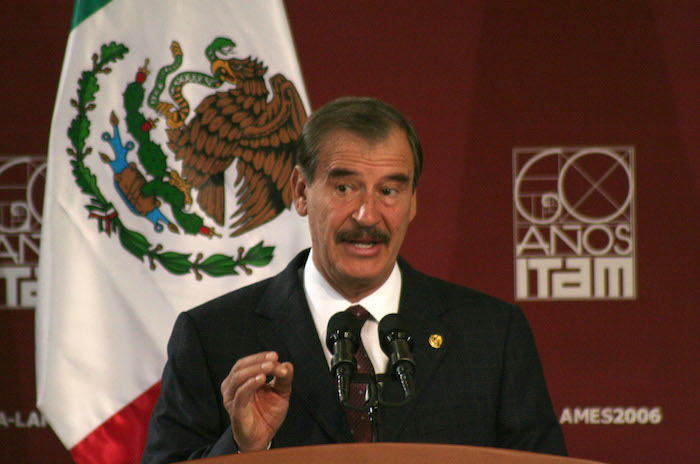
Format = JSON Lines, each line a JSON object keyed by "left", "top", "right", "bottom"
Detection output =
{"left": 295, "top": 96, "right": 423, "bottom": 190}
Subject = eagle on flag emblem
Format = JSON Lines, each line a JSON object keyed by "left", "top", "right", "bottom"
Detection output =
{"left": 152, "top": 37, "right": 308, "bottom": 236}
{"left": 66, "top": 37, "right": 308, "bottom": 277}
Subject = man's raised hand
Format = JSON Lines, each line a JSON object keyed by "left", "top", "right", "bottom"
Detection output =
{"left": 221, "top": 351, "right": 294, "bottom": 452}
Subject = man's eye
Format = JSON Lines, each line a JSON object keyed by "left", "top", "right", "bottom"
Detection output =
{"left": 381, "top": 187, "right": 396, "bottom": 196}
{"left": 337, "top": 185, "right": 348, "bottom": 193}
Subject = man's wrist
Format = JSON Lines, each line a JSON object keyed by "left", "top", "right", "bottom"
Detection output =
{"left": 237, "top": 441, "right": 272, "bottom": 453}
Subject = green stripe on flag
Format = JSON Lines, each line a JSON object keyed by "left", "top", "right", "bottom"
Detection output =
{"left": 71, "top": 0, "right": 112, "bottom": 29}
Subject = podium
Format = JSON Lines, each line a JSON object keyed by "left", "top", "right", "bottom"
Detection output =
{"left": 179, "top": 443, "right": 606, "bottom": 464}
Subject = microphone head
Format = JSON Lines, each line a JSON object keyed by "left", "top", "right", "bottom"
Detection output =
{"left": 378, "top": 313, "right": 413, "bottom": 354}
{"left": 326, "top": 311, "right": 362, "bottom": 351}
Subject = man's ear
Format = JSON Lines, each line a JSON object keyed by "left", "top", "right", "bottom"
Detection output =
{"left": 290, "top": 166, "right": 309, "bottom": 216}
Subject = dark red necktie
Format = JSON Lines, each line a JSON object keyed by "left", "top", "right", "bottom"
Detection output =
{"left": 344, "top": 305, "right": 374, "bottom": 442}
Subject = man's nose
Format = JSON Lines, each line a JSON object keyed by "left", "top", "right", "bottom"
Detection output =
{"left": 352, "top": 193, "right": 380, "bottom": 226}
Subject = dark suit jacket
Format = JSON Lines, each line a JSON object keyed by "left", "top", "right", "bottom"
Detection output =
{"left": 141, "top": 250, "right": 566, "bottom": 463}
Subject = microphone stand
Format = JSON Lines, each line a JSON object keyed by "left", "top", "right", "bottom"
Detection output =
{"left": 367, "top": 378, "right": 381, "bottom": 442}
{"left": 342, "top": 372, "right": 413, "bottom": 443}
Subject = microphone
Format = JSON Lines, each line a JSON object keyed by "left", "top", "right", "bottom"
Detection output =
{"left": 378, "top": 314, "right": 416, "bottom": 402}
{"left": 326, "top": 311, "right": 362, "bottom": 404}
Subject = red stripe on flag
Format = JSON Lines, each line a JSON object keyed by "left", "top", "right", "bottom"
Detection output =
{"left": 70, "top": 382, "right": 161, "bottom": 464}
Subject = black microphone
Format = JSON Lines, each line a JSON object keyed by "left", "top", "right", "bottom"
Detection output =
{"left": 326, "top": 311, "right": 362, "bottom": 404}
{"left": 378, "top": 314, "right": 416, "bottom": 402}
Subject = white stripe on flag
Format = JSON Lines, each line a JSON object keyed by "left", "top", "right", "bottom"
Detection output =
{"left": 37, "top": 0, "right": 310, "bottom": 456}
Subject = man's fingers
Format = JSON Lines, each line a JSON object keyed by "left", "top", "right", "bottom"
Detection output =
{"left": 233, "top": 352, "right": 279, "bottom": 372}
{"left": 222, "top": 352, "right": 278, "bottom": 400}
{"left": 230, "top": 372, "right": 266, "bottom": 412}
{"left": 230, "top": 360, "right": 277, "bottom": 388}
{"left": 270, "top": 362, "right": 294, "bottom": 394}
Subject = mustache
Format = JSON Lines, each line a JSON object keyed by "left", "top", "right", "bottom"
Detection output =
{"left": 336, "top": 226, "right": 390, "bottom": 244}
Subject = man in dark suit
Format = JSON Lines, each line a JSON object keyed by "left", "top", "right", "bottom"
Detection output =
{"left": 141, "top": 97, "right": 567, "bottom": 463}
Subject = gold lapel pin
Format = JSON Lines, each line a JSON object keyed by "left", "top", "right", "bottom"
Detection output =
{"left": 428, "top": 334, "right": 443, "bottom": 349}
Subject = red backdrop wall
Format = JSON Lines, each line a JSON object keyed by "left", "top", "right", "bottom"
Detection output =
{"left": 1, "top": 1, "right": 697, "bottom": 463}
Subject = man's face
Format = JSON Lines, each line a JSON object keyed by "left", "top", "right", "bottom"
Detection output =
{"left": 292, "top": 127, "right": 417, "bottom": 301}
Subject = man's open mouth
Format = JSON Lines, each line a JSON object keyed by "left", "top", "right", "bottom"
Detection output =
{"left": 351, "top": 241, "right": 377, "bottom": 248}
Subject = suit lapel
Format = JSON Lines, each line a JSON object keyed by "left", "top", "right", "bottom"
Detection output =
{"left": 255, "top": 252, "right": 352, "bottom": 443}
{"left": 383, "top": 259, "right": 454, "bottom": 441}
{"left": 252, "top": 252, "right": 453, "bottom": 443}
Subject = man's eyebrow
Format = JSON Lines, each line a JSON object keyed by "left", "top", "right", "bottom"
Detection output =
{"left": 386, "top": 173, "right": 411, "bottom": 184}
{"left": 327, "top": 169, "right": 411, "bottom": 185}
{"left": 328, "top": 168, "right": 357, "bottom": 179}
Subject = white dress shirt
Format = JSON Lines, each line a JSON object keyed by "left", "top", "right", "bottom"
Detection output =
{"left": 303, "top": 249, "right": 402, "bottom": 374}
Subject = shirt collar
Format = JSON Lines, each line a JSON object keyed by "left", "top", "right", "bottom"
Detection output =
{"left": 304, "top": 248, "right": 402, "bottom": 330}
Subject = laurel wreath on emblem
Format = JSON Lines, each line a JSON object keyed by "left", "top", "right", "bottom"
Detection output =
{"left": 66, "top": 41, "right": 307, "bottom": 279}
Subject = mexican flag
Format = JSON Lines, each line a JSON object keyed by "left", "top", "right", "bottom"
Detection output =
{"left": 36, "top": 1, "right": 311, "bottom": 462}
